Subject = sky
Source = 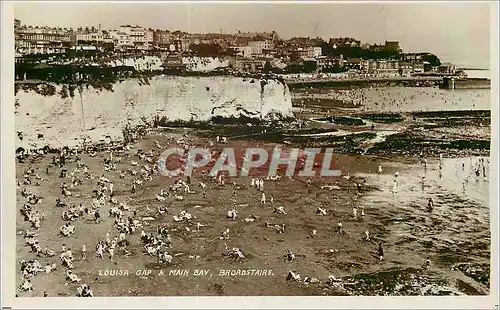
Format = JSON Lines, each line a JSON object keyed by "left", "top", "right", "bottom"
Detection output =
{"left": 14, "top": 1, "right": 493, "bottom": 68}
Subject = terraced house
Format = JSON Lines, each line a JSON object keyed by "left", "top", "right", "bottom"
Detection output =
{"left": 15, "top": 19, "right": 72, "bottom": 55}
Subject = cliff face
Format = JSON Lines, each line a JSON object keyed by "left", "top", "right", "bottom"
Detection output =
{"left": 15, "top": 75, "right": 293, "bottom": 149}
{"left": 104, "top": 56, "right": 230, "bottom": 72}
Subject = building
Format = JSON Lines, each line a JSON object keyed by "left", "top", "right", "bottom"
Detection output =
{"left": 290, "top": 48, "right": 308, "bottom": 61}
{"left": 145, "top": 30, "right": 154, "bottom": 50}
{"left": 423, "top": 61, "right": 432, "bottom": 72}
{"left": 231, "top": 37, "right": 252, "bottom": 47}
{"left": 110, "top": 30, "right": 133, "bottom": 50}
{"left": 399, "top": 62, "right": 413, "bottom": 76}
{"left": 384, "top": 41, "right": 400, "bottom": 53}
{"left": 345, "top": 57, "right": 363, "bottom": 70}
{"left": 14, "top": 19, "right": 21, "bottom": 54}
{"left": 232, "top": 46, "right": 252, "bottom": 58}
{"left": 316, "top": 56, "right": 343, "bottom": 71}
{"left": 161, "top": 55, "right": 186, "bottom": 72}
{"left": 153, "top": 30, "right": 173, "bottom": 50}
{"left": 121, "top": 25, "right": 150, "bottom": 50}
{"left": 369, "top": 44, "right": 385, "bottom": 52}
{"left": 109, "top": 25, "right": 154, "bottom": 50}
{"left": 75, "top": 28, "right": 115, "bottom": 51}
{"left": 15, "top": 25, "right": 72, "bottom": 55}
{"left": 412, "top": 61, "right": 424, "bottom": 73}
{"left": 234, "top": 30, "right": 279, "bottom": 41}
{"left": 401, "top": 53, "right": 423, "bottom": 62}
{"left": 361, "top": 59, "right": 400, "bottom": 74}
{"left": 230, "top": 57, "right": 265, "bottom": 73}
{"left": 171, "top": 39, "right": 190, "bottom": 53}
{"left": 329, "top": 37, "right": 361, "bottom": 48}
{"left": 306, "top": 46, "right": 322, "bottom": 58}
{"left": 438, "top": 63, "right": 456, "bottom": 75}
{"left": 248, "top": 40, "right": 274, "bottom": 56}
{"left": 189, "top": 33, "right": 212, "bottom": 45}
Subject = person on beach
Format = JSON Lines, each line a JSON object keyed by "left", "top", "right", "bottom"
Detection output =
{"left": 377, "top": 165, "right": 383, "bottom": 174}
{"left": 427, "top": 198, "right": 434, "bottom": 212}
{"left": 337, "top": 222, "right": 344, "bottom": 234}
{"left": 352, "top": 207, "right": 357, "bottom": 219}
{"left": 356, "top": 182, "right": 362, "bottom": 195}
{"left": 364, "top": 230, "right": 370, "bottom": 241}
{"left": 422, "top": 259, "right": 431, "bottom": 270}
{"left": 378, "top": 243, "right": 384, "bottom": 261}
{"left": 261, "top": 192, "right": 266, "bottom": 204}
{"left": 66, "top": 248, "right": 73, "bottom": 260}
{"left": 109, "top": 246, "right": 115, "bottom": 261}
{"left": 81, "top": 245, "right": 86, "bottom": 260}
{"left": 94, "top": 210, "right": 100, "bottom": 224}
{"left": 96, "top": 243, "right": 104, "bottom": 259}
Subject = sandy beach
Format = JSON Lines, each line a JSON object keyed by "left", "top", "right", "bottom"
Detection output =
{"left": 15, "top": 85, "right": 491, "bottom": 296}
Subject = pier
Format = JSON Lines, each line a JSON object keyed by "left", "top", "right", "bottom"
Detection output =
{"left": 284, "top": 75, "right": 490, "bottom": 90}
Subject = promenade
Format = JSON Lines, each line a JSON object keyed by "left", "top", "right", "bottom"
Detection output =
{"left": 284, "top": 75, "right": 443, "bottom": 86}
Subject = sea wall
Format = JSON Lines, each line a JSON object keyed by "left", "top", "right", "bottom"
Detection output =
{"left": 454, "top": 78, "right": 491, "bottom": 89}
{"left": 15, "top": 75, "right": 292, "bottom": 149}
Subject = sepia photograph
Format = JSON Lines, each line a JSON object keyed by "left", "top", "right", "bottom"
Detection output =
{"left": 1, "top": 0, "right": 499, "bottom": 308}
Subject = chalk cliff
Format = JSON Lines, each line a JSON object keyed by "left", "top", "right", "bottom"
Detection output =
{"left": 15, "top": 75, "right": 293, "bottom": 149}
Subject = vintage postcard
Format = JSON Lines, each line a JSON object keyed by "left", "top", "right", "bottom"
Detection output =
{"left": 1, "top": 1, "right": 498, "bottom": 309}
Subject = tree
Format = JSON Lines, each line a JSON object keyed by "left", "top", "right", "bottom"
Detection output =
{"left": 302, "top": 60, "right": 317, "bottom": 73}
{"left": 189, "top": 43, "right": 220, "bottom": 57}
{"left": 421, "top": 53, "right": 441, "bottom": 66}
